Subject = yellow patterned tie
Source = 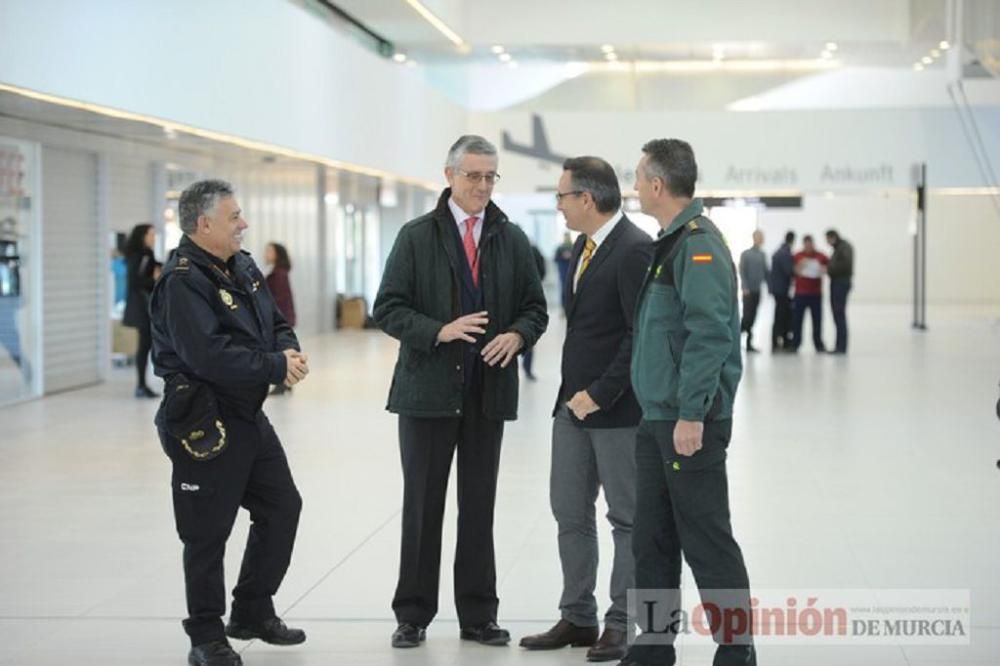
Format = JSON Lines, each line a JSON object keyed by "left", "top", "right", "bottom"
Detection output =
{"left": 578, "top": 237, "right": 597, "bottom": 277}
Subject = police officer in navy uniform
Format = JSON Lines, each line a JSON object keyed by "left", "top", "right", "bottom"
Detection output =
{"left": 151, "top": 179, "right": 309, "bottom": 666}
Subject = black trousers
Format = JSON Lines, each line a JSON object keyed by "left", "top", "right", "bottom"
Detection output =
{"left": 792, "top": 294, "right": 825, "bottom": 351}
{"left": 740, "top": 292, "right": 761, "bottom": 349}
{"left": 135, "top": 322, "right": 153, "bottom": 388}
{"left": 830, "top": 280, "right": 851, "bottom": 352}
{"left": 522, "top": 348, "right": 535, "bottom": 377}
{"left": 159, "top": 409, "right": 302, "bottom": 646}
{"left": 627, "top": 419, "right": 753, "bottom": 666}
{"left": 771, "top": 294, "right": 792, "bottom": 350}
{"left": 393, "top": 392, "right": 504, "bottom": 628}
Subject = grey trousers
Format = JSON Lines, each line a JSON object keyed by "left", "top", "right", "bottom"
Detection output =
{"left": 551, "top": 405, "right": 638, "bottom": 630}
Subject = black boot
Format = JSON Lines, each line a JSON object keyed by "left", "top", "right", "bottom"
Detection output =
{"left": 226, "top": 617, "right": 305, "bottom": 645}
{"left": 188, "top": 640, "right": 242, "bottom": 666}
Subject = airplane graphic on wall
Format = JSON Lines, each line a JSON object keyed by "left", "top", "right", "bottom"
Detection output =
{"left": 501, "top": 114, "right": 568, "bottom": 166}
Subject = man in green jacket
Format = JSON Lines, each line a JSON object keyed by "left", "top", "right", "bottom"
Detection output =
{"left": 620, "top": 139, "right": 755, "bottom": 666}
{"left": 374, "top": 135, "right": 548, "bottom": 649}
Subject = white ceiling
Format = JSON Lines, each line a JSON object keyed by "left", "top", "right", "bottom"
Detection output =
{"left": 329, "top": 0, "right": 949, "bottom": 69}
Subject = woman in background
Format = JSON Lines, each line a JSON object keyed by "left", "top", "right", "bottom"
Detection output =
{"left": 123, "top": 223, "right": 159, "bottom": 398}
{"left": 265, "top": 242, "right": 296, "bottom": 395}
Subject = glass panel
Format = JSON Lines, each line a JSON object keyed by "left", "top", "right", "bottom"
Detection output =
{"left": 0, "top": 138, "right": 40, "bottom": 404}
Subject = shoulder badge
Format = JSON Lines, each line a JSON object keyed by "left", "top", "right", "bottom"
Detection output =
{"left": 687, "top": 220, "right": 700, "bottom": 231}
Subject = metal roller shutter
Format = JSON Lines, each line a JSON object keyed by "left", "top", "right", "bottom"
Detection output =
{"left": 41, "top": 146, "right": 101, "bottom": 393}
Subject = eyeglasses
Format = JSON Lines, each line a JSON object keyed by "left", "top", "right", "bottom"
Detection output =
{"left": 555, "top": 190, "right": 584, "bottom": 203}
{"left": 456, "top": 169, "right": 501, "bottom": 184}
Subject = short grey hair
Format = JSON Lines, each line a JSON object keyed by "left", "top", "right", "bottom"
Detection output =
{"left": 178, "top": 179, "right": 234, "bottom": 234}
{"left": 445, "top": 135, "right": 497, "bottom": 169}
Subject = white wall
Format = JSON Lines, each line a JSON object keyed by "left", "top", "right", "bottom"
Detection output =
{"left": 925, "top": 194, "right": 1000, "bottom": 305}
{"left": 230, "top": 164, "right": 324, "bottom": 334}
{"left": 469, "top": 109, "right": 1000, "bottom": 192}
{"left": 0, "top": 0, "right": 465, "bottom": 185}
{"left": 755, "top": 193, "right": 1000, "bottom": 305}
{"left": 757, "top": 194, "right": 913, "bottom": 304}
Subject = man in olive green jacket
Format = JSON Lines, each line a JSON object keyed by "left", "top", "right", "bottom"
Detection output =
{"left": 373, "top": 135, "right": 547, "bottom": 650}
{"left": 620, "top": 139, "right": 755, "bottom": 666}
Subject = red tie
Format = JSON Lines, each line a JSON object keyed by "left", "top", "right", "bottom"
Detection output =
{"left": 463, "top": 217, "right": 479, "bottom": 286}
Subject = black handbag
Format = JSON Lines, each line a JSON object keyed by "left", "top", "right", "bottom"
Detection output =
{"left": 161, "top": 374, "right": 228, "bottom": 461}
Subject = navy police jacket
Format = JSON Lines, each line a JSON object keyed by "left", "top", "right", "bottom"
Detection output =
{"left": 150, "top": 235, "right": 299, "bottom": 418}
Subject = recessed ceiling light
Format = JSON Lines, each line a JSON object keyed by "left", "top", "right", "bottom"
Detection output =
{"left": 491, "top": 45, "right": 505, "bottom": 54}
{"left": 825, "top": 42, "right": 838, "bottom": 51}
{"left": 601, "top": 44, "right": 615, "bottom": 53}
{"left": 499, "top": 52, "right": 512, "bottom": 62}
{"left": 913, "top": 63, "right": 924, "bottom": 71}
{"left": 939, "top": 40, "right": 950, "bottom": 50}
{"left": 922, "top": 56, "right": 932, "bottom": 64}
{"left": 392, "top": 53, "right": 407, "bottom": 63}
{"left": 403, "top": 0, "right": 465, "bottom": 47}
{"left": 820, "top": 51, "right": 833, "bottom": 59}
{"left": 931, "top": 49, "right": 941, "bottom": 57}
{"left": 605, "top": 52, "right": 619, "bottom": 61}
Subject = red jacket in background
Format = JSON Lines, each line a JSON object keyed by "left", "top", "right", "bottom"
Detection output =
{"left": 266, "top": 266, "right": 296, "bottom": 327}
{"left": 793, "top": 250, "right": 828, "bottom": 296}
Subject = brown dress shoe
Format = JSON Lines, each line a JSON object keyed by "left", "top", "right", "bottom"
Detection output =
{"left": 519, "top": 619, "right": 598, "bottom": 650}
{"left": 586, "top": 626, "right": 628, "bottom": 662}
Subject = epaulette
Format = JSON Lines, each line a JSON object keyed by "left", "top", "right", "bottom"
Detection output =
{"left": 174, "top": 256, "right": 191, "bottom": 272}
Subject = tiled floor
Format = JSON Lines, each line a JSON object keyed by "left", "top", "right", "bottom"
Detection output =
{"left": 0, "top": 305, "right": 998, "bottom": 665}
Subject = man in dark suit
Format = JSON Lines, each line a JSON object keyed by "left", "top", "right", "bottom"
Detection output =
{"left": 519, "top": 157, "right": 651, "bottom": 662}
{"left": 373, "top": 135, "right": 548, "bottom": 649}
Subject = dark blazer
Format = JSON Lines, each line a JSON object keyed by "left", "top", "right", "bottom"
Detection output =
{"left": 554, "top": 215, "right": 652, "bottom": 429}
{"left": 123, "top": 248, "right": 157, "bottom": 329}
{"left": 373, "top": 188, "right": 548, "bottom": 421}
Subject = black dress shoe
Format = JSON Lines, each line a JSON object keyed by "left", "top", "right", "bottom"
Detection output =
{"left": 715, "top": 644, "right": 757, "bottom": 665}
{"left": 134, "top": 385, "right": 159, "bottom": 398}
{"left": 586, "top": 627, "right": 627, "bottom": 662}
{"left": 519, "top": 619, "right": 597, "bottom": 650}
{"left": 391, "top": 622, "right": 426, "bottom": 648}
{"left": 225, "top": 617, "right": 305, "bottom": 645}
{"left": 188, "top": 640, "right": 242, "bottom": 666}
{"left": 460, "top": 620, "right": 511, "bottom": 646}
{"left": 617, "top": 645, "right": 675, "bottom": 666}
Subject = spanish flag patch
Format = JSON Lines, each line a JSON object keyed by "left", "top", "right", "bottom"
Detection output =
{"left": 691, "top": 254, "right": 713, "bottom": 264}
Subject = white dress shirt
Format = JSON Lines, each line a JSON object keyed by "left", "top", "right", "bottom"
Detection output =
{"left": 574, "top": 210, "right": 623, "bottom": 291}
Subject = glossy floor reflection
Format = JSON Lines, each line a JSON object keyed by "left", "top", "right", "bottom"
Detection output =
{"left": 1, "top": 305, "right": 998, "bottom": 665}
